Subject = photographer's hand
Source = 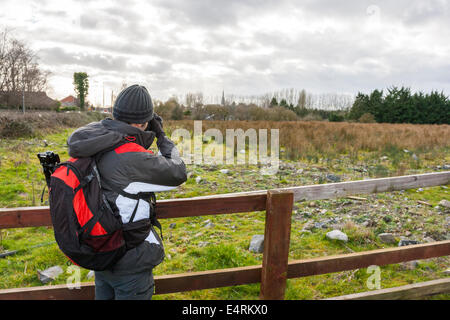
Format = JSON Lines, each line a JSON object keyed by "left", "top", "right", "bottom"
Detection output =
{"left": 146, "top": 113, "right": 165, "bottom": 138}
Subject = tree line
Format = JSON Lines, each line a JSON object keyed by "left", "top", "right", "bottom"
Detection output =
{"left": 154, "top": 86, "right": 449, "bottom": 124}
{"left": 348, "top": 87, "right": 450, "bottom": 124}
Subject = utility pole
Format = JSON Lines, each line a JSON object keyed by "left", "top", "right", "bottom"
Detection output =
{"left": 22, "top": 67, "right": 25, "bottom": 114}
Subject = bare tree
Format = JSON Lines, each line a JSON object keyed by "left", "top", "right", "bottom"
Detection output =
{"left": 0, "top": 29, "right": 50, "bottom": 94}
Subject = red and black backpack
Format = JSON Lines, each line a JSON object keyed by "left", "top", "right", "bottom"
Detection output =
{"left": 48, "top": 142, "right": 159, "bottom": 271}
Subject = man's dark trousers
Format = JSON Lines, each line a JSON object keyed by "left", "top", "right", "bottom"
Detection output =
{"left": 94, "top": 270, "right": 154, "bottom": 300}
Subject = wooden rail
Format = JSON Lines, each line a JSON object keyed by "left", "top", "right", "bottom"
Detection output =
{"left": 326, "top": 278, "right": 450, "bottom": 300}
{"left": 0, "top": 241, "right": 449, "bottom": 300}
{"left": 0, "top": 171, "right": 449, "bottom": 300}
{"left": 1, "top": 171, "right": 448, "bottom": 229}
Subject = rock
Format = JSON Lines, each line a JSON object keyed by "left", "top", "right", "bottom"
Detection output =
{"left": 219, "top": 169, "right": 230, "bottom": 174}
{"left": 412, "top": 154, "right": 419, "bottom": 161}
{"left": 169, "top": 223, "right": 176, "bottom": 229}
{"left": 416, "top": 188, "right": 424, "bottom": 192}
{"left": 239, "top": 149, "right": 246, "bottom": 154}
{"left": 398, "top": 239, "right": 420, "bottom": 247}
{"left": 314, "top": 222, "right": 328, "bottom": 229}
{"left": 195, "top": 176, "right": 203, "bottom": 184}
{"left": 378, "top": 233, "right": 396, "bottom": 244}
{"left": 380, "top": 156, "right": 389, "bottom": 161}
{"left": 308, "top": 202, "right": 317, "bottom": 208}
{"left": 43, "top": 139, "right": 48, "bottom": 147}
{"left": 326, "top": 230, "right": 348, "bottom": 242}
{"left": 204, "top": 222, "right": 215, "bottom": 228}
{"left": 403, "top": 149, "right": 410, "bottom": 153}
{"left": 438, "top": 200, "right": 450, "bottom": 209}
{"left": 401, "top": 261, "right": 419, "bottom": 270}
{"left": 37, "top": 266, "right": 63, "bottom": 284}
{"left": 249, "top": 235, "right": 264, "bottom": 253}
{"left": 423, "top": 237, "right": 435, "bottom": 243}
{"left": 443, "top": 164, "right": 450, "bottom": 170}
{"left": 326, "top": 174, "right": 341, "bottom": 183}
{"left": 302, "top": 222, "right": 315, "bottom": 230}
{"left": 443, "top": 268, "right": 450, "bottom": 275}
{"left": 198, "top": 241, "right": 210, "bottom": 247}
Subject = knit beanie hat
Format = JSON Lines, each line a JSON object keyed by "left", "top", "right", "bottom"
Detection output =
{"left": 113, "top": 84, "right": 154, "bottom": 124}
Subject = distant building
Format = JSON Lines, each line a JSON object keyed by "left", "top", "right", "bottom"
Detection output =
{"left": 60, "top": 95, "right": 79, "bottom": 107}
{"left": 0, "top": 91, "right": 59, "bottom": 110}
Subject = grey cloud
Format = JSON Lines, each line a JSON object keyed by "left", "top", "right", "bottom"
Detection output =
{"left": 402, "top": 0, "right": 450, "bottom": 26}
{"left": 37, "top": 47, "right": 128, "bottom": 72}
{"left": 153, "top": 0, "right": 290, "bottom": 27}
{"left": 80, "top": 15, "right": 99, "bottom": 29}
{"left": 6, "top": 0, "right": 449, "bottom": 100}
{"left": 39, "top": 10, "right": 68, "bottom": 18}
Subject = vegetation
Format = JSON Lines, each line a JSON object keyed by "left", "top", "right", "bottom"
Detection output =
{"left": 0, "top": 29, "right": 50, "bottom": 95}
{"left": 166, "top": 120, "right": 450, "bottom": 163}
{"left": 0, "top": 111, "right": 108, "bottom": 138}
{"left": 349, "top": 87, "right": 450, "bottom": 124}
{"left": 73, "top": 72, "right": 89, "bottom": 111}
{"left": 0, "top": 117, "right": 448, "bottom": 299}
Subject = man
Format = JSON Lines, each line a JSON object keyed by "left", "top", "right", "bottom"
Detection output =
{"left": 67, "top": 84, "right": 187, "bottom": 300}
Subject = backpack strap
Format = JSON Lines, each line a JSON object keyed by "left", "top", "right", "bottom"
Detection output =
{"left": 92, "top": 138, "right": 163, "bottom": 239}
{"left": 100, "top": 178, "right": 155, "bottom": 200}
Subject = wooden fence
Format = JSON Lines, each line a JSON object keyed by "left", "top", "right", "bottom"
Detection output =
{"left": 0, "top": 171, "right": 449, "bottom": 300}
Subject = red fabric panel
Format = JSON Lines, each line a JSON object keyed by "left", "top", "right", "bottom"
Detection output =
{"left": 52, "top": 166, "right": 80, "bottom": 189}
{"left": 115, "top": 142, "right": 154, "bottom": 155}
{"left": 73, "top": 189, "right": 107, "bottom": 236}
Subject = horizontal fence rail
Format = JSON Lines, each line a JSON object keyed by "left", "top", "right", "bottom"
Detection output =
{"left": 0, "top": 241, "right": 449, "bottom": 300}
{"left": 0, "top": 171, "right": 449, "bottom": 300}
{"left": 1, "top": 171, "right": 449, "bottom": 229}
{"left": 326, "top": 278, "right": 450, "bottom": 300}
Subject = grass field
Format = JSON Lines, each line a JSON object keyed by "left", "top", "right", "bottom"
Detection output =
{"left": 0, "top": 118, "right": 449, "bottom": 299}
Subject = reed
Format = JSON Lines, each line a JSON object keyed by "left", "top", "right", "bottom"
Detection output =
{"left": 165, "top": 120, "right": 450, "bottom": 160}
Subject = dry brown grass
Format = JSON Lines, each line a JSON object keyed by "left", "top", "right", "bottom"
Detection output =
{"left": 166, "top": 120, "right": 450, "bottom": 159}
{"left": 0, "top": 111, "right": 108, "bottom": 138}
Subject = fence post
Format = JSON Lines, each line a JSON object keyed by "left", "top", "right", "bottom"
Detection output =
{"left": 260, "top": 190, "right": 294, "bottom": 300}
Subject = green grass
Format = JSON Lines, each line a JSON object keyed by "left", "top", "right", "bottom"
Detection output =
{"left": 0, "top": 125, "right": 449, "bottom": 299}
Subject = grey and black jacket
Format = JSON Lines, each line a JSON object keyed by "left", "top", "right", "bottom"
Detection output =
{"left": 67, "top": 118, "right": 187, "bottom": 275}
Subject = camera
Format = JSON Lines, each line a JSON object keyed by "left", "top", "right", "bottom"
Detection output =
{"left": 37, "top": 151, "right": 60, "bottom": 187}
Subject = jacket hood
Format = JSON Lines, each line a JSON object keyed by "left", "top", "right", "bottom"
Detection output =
{"left": 67, "top": 118, "right": 156, "bottom": 158}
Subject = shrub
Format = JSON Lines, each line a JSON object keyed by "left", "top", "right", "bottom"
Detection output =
{"left": 0, "top": 119, "right": 34, "bottom": 138}
{"left": 56, "top": 106, "right": 80, "bottom": 112}
{"left": 0, "top": 111, "right": 109, "bottom": 139}
{"left": 328, "top": 113, "right": 345, "bottom": 122}
{"left": 359, "top": 113, "right": 376, "bottom": 123}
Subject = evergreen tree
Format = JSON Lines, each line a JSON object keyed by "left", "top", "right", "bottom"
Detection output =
{"left": 73, "top": 72, "right": 89, "bottom": 111}
{"left": 270, "top": 97, "right": 278, "bottom": 107}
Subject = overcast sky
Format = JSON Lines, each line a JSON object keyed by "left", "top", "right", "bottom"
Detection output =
{"left": 1, "top": 0, "right": 450, "bottom": 105}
